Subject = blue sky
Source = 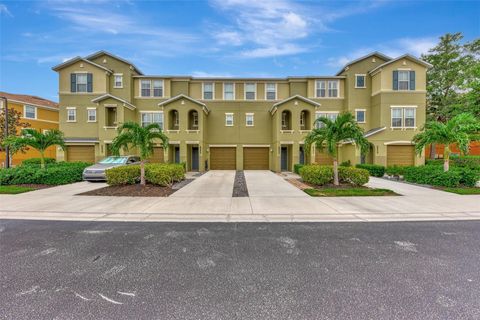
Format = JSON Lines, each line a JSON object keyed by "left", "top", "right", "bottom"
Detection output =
{"left": 0, "top": 0, "right": 479, "bottom": 102}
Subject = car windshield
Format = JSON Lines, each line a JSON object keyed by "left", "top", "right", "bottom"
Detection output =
{"left": 99, "top": 157, "right": 128, "bottom": 164}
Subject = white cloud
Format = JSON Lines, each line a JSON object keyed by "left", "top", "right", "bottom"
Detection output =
{"left": 0, "top": 4, "right": 13, "bottom": 17}
{"left": 241, "top": 44, "right": 308, "bottom": 58}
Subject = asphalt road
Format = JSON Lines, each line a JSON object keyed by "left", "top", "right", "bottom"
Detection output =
{"left": 1, "top": 220, "right": 480, "bottom": 320}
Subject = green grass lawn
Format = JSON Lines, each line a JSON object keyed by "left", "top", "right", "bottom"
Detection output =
{"left": 0, "top": 185, "right": 36, "bottom": 194}
{"left": 304, "top": 187, "right": 398, "bottom": 197}
{"left": 440, "top": 187, "right": 480, "bottom": 195}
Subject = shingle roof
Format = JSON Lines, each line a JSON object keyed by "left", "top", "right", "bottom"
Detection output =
{"left": 0, "top": 91, "right": 58, "bottom": 109}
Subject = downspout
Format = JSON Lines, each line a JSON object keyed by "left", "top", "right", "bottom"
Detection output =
{"left": 1, "top": 96, "right": 9, "bottom": 168}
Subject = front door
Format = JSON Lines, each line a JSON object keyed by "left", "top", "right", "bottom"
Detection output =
{"left": 281, "top": 147, "right": 288, "bottom": 171}
{"left": 299, "top": 146, "right": 305, "bottom": 165}
{"left": 174, "top": 146, "right": 180, "bottom": 163}
{"left": 191, "top": 147, "right": 199, "bottom": 171}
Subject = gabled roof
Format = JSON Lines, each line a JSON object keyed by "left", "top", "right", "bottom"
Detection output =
{"left": 364, "top": 126, "right": 386, "bottom": 138}
{"left": 158, "top": 94, "right": 209, "bottom": 114}
{"left": 52, "top": 57, "right": 113, "bottom": 73}
{"left": 84, "top": 50, "right": 143, "bottom": 75}
{"left": 335, "top": 52, "right": 392, "bottom": 76}
{"left": 0, "top": 91, "right": 58, "bottom": 109}
{"left": 269, "top": 95, "right": 321, "bottom": 114}
{"left": 368, "top": 54, "right": 433, "bottom": 74}
{"left": 91, "top": 94, "right": 136, "bottom": 110}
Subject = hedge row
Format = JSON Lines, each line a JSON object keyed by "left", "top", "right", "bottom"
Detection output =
{"left": 0, "top": 162, "right": 91, "bottom": 185}
{"left": 355, "top": 164, "right": 385, "bottom": 177}
{"left": 425, "top": 156, "right": 480, "bottom": 169}
{"left": 299, "top": 165, "right": 369, "bottom": 186}
{"left": 21, "top": 158, "right": 57, "bottom": 166}
{"left": 106, "top": 163, "right": 185, "bottom": 186}
{"left": 403, "top": 166, "right": 479, "bottom": 187}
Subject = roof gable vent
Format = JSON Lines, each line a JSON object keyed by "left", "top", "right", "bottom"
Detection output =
{"left": 103, "top": 58, "right": 107, "bottom": 63}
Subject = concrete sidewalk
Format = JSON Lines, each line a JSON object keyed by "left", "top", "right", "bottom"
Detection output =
{"left": 0, "top": 173, "right": 479, "bottom": 222}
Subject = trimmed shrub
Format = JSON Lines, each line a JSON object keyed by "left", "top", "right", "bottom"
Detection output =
{"left": 356, "top": 164, "right": 385, "bottom": 177}
{"left": 339, "top": 167, "right": 370, "bottom": 186}
{"left": 22, "top": 158, "right": 56, "bottom": 166}
{"left": 340, "top": 160, "right": 351, "bottom": 167}
{"left": 403, "top": 165, "right": 479, "bottom": 187}
{"left": 105, "top": 165, "right": 140, "bottom": 185}
{"left": 0, "top": 162, "right": 90, "bottom": 185}
{"left": 426, "top": 156, "right": 480, "bottom": 170}
{"left": 299, "top": 165, "right": 333, "bottom": 185}
{"left": 145, "top": 163, "right": 185, "bottom": 186}
{"left": 386, "top": 165, "right": 407, "bottom": 177}
{"left": 293, "top": 164, "right": 305, "bottom": 174}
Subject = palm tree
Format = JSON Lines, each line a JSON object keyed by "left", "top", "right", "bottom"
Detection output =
{"left": 304, "top": 112, "right": 370, "bottom": 186}
{"left": 110, "top": 122, "right": 168, "bottom": 185}
{"left": 3, "top": 129, "right": 65, "bottom": 169}
{"left": 413, "top": 113, "right": 480, "bottom": 171}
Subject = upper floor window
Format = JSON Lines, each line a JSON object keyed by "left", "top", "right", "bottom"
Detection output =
{"left": 203, "top": 82, "right": 214, "bottom": 100}
{"left": 246, "top": 113, "right": 254, "bottom": 126}
{"left": 245, "top": 83, "right": 256, "bottom": 100}
{"left": 266, "top": 83, "right": 276, "bottom": 100}
{"left": 355, "top": 74, "right": 366, "bottom": 88}
{"left": 393, "top": 70, "right": 415, "bottom": 91}
{"left": 141, "top": 112, "right": 164, "bottom": 129}
{"left": 315, "top": 80, "right": 326, "bottom": 97}
{"left": 315, "top": 112, "right": 338, "bottom": 128}
{"left": 328, "top": 80, "right": 339, "bottom": 97}
{"left": 225, "top": 113, "right": 234, "bottom": 126}
{"left": 153, "top": 80, "right": 163, "bottom": 97}
{"left": 355, "top": 109, "right": 366, "bottom": 123}
{"left": 141, "top": 80, "right": 151, "bottom": 97}
{"left": 67, "top": 107, "right": 76, "bottom": 122}
{"left": 24, "top": 105, "right": 36, "bottom": 119}
{"left": 114, "top": 74, "right": 123, "bottom": 88}
{"left": 300, "top": 111, "right": 306, "bottom": 127}
{"left": 391, "top": 107, "right": 416, "bottom": 128}
{"left": 224, "top": 83, "right": 234, "bottom": 100}
{"left": 71, "top": 73, "right": 92, "bottom": 93}
{"left": 87, "top": 108, "right": 97, "bottom": 122}
{"left": 192, "top": 111, "right": 199, "bottom": 128}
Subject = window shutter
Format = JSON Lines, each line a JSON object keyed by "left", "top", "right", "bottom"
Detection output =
{"left": 393, "top": 71, "right": 398, "bottom": 90}
{"left": 87, "top": 73, "right": 93, "bottom": 92}
{"left": 409, "top": 71, "right": 415, "bottom": 90}
{"left": 70, "top": 73, "right": 76, "bottom": 92}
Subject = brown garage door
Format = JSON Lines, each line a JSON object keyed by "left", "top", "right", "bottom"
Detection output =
{"left": 387, "top": 145, "right": 415, "bottom": 166}
{"left": 148, "top": 147, "right": 164, "bottom": 163}
{"left": 315, "top": 150, "right": 333, "bottom": 165}
{"left": 210, "top": 147, "right": 236, "bottom": 170}
{"left": 67, "top": 146, "right": 95, "bottom": 163}
{"left": 243, "top": 147, "right": 269, "bottom": 170}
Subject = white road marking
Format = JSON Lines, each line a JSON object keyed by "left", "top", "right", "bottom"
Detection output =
{"left": 74, "top": 292, "right": 91, "bottom": 301}
{"left": 98, "top": 293, "right": 123, "bottom": 305}
{"left": 117, "top": 291, "right": 135, "bottom": 297}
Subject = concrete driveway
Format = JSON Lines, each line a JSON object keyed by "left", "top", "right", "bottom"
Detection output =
{"left": 245, "top": 171, "right": 307, "bottom": 197}
{"left": 171, "top": 170, "right": 235, "bottom": 198}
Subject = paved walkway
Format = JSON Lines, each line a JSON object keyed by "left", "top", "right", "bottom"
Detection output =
{"left": 0, "top": 171, "right": 479, "bottom": 222}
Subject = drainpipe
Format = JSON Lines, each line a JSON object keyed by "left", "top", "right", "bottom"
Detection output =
{"left": 1, "top": 96, "right": 10, "bottom": 168}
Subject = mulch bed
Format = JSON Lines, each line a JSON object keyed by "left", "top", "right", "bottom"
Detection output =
{"left": 232, "top": 171, "right": 249, "bottom": 197}
{"left": 79, "top": 184, "right": 175, "bottom": 197}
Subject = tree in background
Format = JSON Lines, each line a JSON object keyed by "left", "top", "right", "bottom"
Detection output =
{"left": 0, "top": 108, "right": 30, "bottom": 151}
{"left": 4, "top": 129, "right": 66, "bottom": 169}
{"left": 421, "top": 33, "right": 479, "bottom": 158}
{"left": 413, "top": 113, "right": 480, "bottom": 172}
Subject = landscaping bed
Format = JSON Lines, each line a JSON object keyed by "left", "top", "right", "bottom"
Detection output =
{"left": 304, "top": 186, "right": 398, "bottom": 197}
{"left": 79, "top": 184, "right": 175, "bottom": 197}
{"left": 435, "top": 187, "right": 480, "bottom": 195}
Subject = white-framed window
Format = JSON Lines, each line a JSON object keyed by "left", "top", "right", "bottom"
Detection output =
{"left": 225, "top": 113, "right": 234, "bottom": 126}
{"left": 173, "top": 110, "right": 179, "bottom": 128}
{"left": 87, "top": 108, "right": 97, "bottom": 122}
{"left": 153, "top": 80, "right": 163, "bottom": 97}
{"left": 315, "top": 80, "right": 326, "bottom": 97}
{"left": 203, "top": 82, "right": 214, "bottom": 100}
{"left": 355, "top": 109, "right": 366, "bottom": 123}
{"left": 114, "top": 74, "right": 123, "bottom": 88}
{"left": 66, "top": 107, "right": 76, "bottom": 122}
{"left": 75, "top": 73, "right": 88, "bottom": 93}
{"left": 141, "top": 112, "right": 164, "bottom": 129}
{"left": 398, "top": 71, "right": 410, "bottom": 90}
{"left": 140, "top": 80, "right": 151, "bottom": 97}
{"left": 328, "top": 80, "right": 339, "bottom": 97}
{"left": 300, "top": 111, "right": 306, "bottom": 127}
{"left": 246, "top": 113, "right": 254, "bottom": 127}
{"left": 245, "top": 83, "right": 256, "bottom": 100}
{"left": 391, "top": 107, "right": 416, "bottom": 128}
{"left": 315, "top": 112, "right": 339, "bottom": 128}
{"left": 192, "top": 111, "right": 199, "bottom": 128}
{"left": 24, "top": 105, "right": 37, "bottom": 119}
{"left": 266, "top": 83, "right": 276, "bottom": 100}
{"left": 355, "top": 74, "right": 366, "bottom": 88}
{"left": 224, "top": 83, "right": 234, "bottom": 100}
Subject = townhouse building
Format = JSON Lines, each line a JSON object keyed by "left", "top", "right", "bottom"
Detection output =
{"left": 0, "top": 92, "right": 59, "bottom": 166}
{"left": 53, "top": 51, "right": 430, "bottom": 172}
